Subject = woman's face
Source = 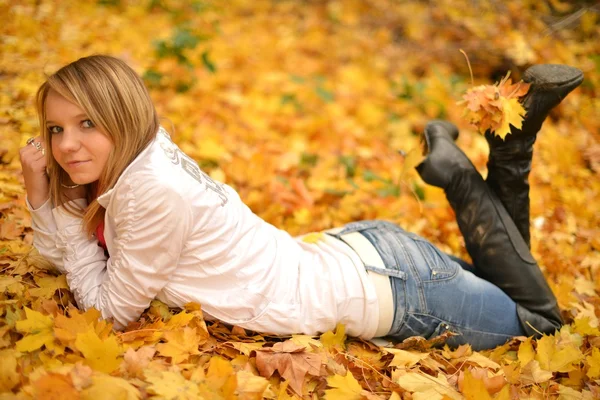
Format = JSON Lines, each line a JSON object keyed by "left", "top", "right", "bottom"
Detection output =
{"left": 46, "top": 90, "right": 113, "bottom": 185}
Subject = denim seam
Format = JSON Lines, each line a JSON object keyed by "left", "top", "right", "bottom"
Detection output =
{"left": 408, "top": 312, "right": 516, "bottom": 339}
{"left": 385, "top": 228, "right": 427, "bottom": 313}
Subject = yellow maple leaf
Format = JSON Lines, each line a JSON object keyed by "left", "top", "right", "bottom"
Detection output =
{"left": 461, "top": 369, "right": 492, "bottom": 400}
{"left": 120, "top": 346, "right": 156, "bottom": 378}
{"left": 320, "top": 323, "right": 346, "bottom": 350}
{"left": 495, "top": 97, "right": 526, "bottom": 140}
{"left": 75, "top": 330, "right": 122, "bottom": 374}
{"left": 325, "top": 372, "right": 363, "bottom": 400}
{"left": 572, "top": 317, "right": 600, "bottom": 336}
{"left": 146, "top": 370, "right": 200, "bottom": 399}
{"left": 386, "top": 348, "right": 429, "bottom": 367}
{"left": 54, "top": 310, "right": 97, "bottom": 345}
{"left": 81, "top": 375, "right": 140, "bottom": 400}
{"left": 586, "top": 347, "right": 600, "bottom": 379}
{"left": 28, "top": 275, "right": 68, "bottom": 299}
{"left": 0, "top": 349, "right": 19, "bottom": 392}
{"left": 15, "top": 307, "right": 55, "bottom": 352}
{"left": 156, "top": 327, "right": 201, "bottom": 364}
{"left": 203, "top": 356, "right": 237, "bottom": 398}
{"left": 395, "top": 372, "right": 462, "bottom": 399}
{"left": 535, "top": 333, "right": 584, "bottom": 373}
{"left": 164, "top": 310, "right": 195, "bottom": 330}
{"left": 236, "top": 370, "right": 269, "bottom": 400}
{"left": 460, "top": 73, "right": 530, "bottom": 139}
{"left": 290, "top": 334, "right": 323, "bottom": 351}
{"left": 400, "top": 147, "right": 425, "bottom": 180}
{"left": 517, "top": 337, "right": 535, "bottom": 367}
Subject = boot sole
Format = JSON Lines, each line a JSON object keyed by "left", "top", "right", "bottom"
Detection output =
{"left": 523, "top": 64, "right": 584, "bottom": 93}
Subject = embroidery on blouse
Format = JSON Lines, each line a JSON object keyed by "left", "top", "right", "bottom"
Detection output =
{"left": 158, "top": 129, "right": 229, "bottom": 206}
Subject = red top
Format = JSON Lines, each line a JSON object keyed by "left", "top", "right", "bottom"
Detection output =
{"left": 96, "top": 220, "right": 107, "bottom": 252}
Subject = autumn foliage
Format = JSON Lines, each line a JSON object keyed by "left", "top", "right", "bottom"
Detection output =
{"left": 1, "top": 0, "right": 600, "bottom": 399}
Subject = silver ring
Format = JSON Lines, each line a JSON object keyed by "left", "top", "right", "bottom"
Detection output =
{"left": 34, "top": 142, "right": 43, "bottom": 152}
{"left": 27, "top": 137, "right": 36, "bottom": 145}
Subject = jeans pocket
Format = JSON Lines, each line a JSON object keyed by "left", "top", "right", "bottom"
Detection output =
{"left": 411, "top": 237, "right": 459, "bottom": 281}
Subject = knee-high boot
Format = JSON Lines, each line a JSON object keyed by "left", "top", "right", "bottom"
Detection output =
{"left": 486, "top": 64, "right": 583, "bottom": 247}
{"left": 416, "top": 122, "right": 562, "bottom": 337}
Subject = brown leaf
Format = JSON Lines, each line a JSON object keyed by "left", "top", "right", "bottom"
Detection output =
{"left": 255, "top": 340, "right": 322, "bottom": 394}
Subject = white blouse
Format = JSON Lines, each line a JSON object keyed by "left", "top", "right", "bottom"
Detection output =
{"left": 28, "top": 128, "right": 380, "bottom": 338}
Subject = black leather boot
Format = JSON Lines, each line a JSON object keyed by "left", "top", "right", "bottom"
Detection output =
{"left": 486, "top": 64, "right": 583, "bottom": 247}
{"left": 416, "top": 122, "right": 562, "bottom": 337}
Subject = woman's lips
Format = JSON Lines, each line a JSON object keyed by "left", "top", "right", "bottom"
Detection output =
{"left": 66, "top": 160, "right": 90, "bottom": 168}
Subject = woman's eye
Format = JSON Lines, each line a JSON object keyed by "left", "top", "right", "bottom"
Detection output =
{"left": 82, "top": 120, "right": 95, "bottom": 129}
{"left": 48, "top": 126, "right": 62, "bottom": 134}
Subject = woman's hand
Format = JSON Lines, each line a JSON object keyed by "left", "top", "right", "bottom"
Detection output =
{"left": 20, "top": 137, "right": 50, "bottom": 210}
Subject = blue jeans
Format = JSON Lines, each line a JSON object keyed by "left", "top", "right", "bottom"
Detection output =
{"left": 331, "top": 220, "right": 526, "bottom": 350}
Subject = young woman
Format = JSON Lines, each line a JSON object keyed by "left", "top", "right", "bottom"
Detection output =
{"left": 20, "top": 55, "right": 583, "bottom": 350}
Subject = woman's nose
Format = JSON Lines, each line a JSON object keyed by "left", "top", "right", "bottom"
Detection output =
{"left": 57, "top": 128, "right": 81, "bottom": 152}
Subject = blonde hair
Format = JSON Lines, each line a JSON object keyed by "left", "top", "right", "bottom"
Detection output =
{"left": 36, "top": 55, "right": 160, "bottom": 237}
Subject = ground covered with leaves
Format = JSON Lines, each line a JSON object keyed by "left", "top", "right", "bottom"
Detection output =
{"left": 1, "top": 0, "right": 599, "bottom": 398}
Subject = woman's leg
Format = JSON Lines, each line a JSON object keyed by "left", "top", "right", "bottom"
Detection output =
{"left": 350, "top": 221, "right": 524, "bottom": 350}
{"left": 485, "top": 65, "right": 583, "bottom": 247}
{"left": 416, "top": 122, "right": 562, "bottom": 338}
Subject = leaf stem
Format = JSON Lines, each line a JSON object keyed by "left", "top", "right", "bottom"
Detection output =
{"left": 459, "top": 49, "right": 474, "bottom": 86}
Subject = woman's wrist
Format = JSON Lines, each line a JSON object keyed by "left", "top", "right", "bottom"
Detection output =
{"left": 27, "top": 194, "right": 50, "bottom": 211}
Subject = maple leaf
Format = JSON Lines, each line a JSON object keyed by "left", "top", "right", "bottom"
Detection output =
{"left": 120, "top": 346, "right": 156, "bottom": 378}
{"left": 385, "top": 348, "right": 429, "bottom": 367}
{"left": 145, "top": 370, "right": 200, "bottom": 399}
{"left": 535, "top": 332, "right": 584, "bottom": 373}
{"left": 156, "top": 326, "right": 201, "bottom": 363}
{"left": 229, "top": 341, "right": 266, "bottom": 356}
{"left": 15, "top": 307, "right": 55, "bottom": 352}
{"left": 325, "top": 372, "right": 363, "bottom": 400}
{"left": 0, "top": 349, "right": 19, "bottom": 392}
{"left": 80, "top": 375, "right": 140, "bottom": 400}
{"left": 32, "top": 372, "right": 80, "bottom": 400}
{"left": 586, "top": 347, "right": 600, "bottom": 379}
{"left": 395, "top": 372, "right": 462, "bottom": 400}
{"left": 520, "top": 360, "right": 553, "bottom": 384}
{"left": 236, "top": 370, "right": 270, "bottom": 400}
{"left": 0, "top": 275, "right": 21, "bottom": 292}
{"left": 164, "top": 310, "right": 195, "bottom": 329}
{"left": 459, "top": 73, "right": 530, "bottom": 139}
{"left": 320, "top": 323, "right": 346, "bottom": 351}
{"left": 517, "top": 337, "right": 535, "bottom": 367}
{"left": 572, "top": 317, "right": 600, "bottom": 336}
{"left": 400, "top": 147, "right": 425, "bottom": 180}
{"left": 28, "top": 274, "right": 68, "bottom": 299}
{"left": 75, "top": 329, "right": 122, "bottom": 374}
{"left": 255, "top": 340, "right": 322, "bottom": 394}
{"left": 54, "top": 309, "right": 98, "bottom": 345}
{"left": 201, "top": 356, "right": 237, "bottom": 399}
{"left": 460, "top": 369, "right": 492, "bottom": 400}
{"left": 494, "top": 97, "right": 526, "bottom": 140}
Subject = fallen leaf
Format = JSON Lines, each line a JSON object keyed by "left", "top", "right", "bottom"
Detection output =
{"left": 81, "top": 375, "right": 140, "bottom": 400}
{"left": 15, "top": 307, "right": 55, "bottom": 352}
{"left": 75, "top": 330, "right": 122, "bottom": 374}
{"left": 255, "top": 340, "right": 322, "bottom": 394}
{"left": 156, "top": 326, "right": 201, "bottom": 363}
{"left": 325, "top": 372, "right": 363, "bottom": 400}
{"left": 321, "top": 323, "right": 346, "bottom": 351}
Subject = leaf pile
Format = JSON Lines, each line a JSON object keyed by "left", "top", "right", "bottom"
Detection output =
{"left": 460, "top": 74, "right": 531, "bottom": 140}
{"left": 1, "top": 0, "right": 600, "bottom": 399}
